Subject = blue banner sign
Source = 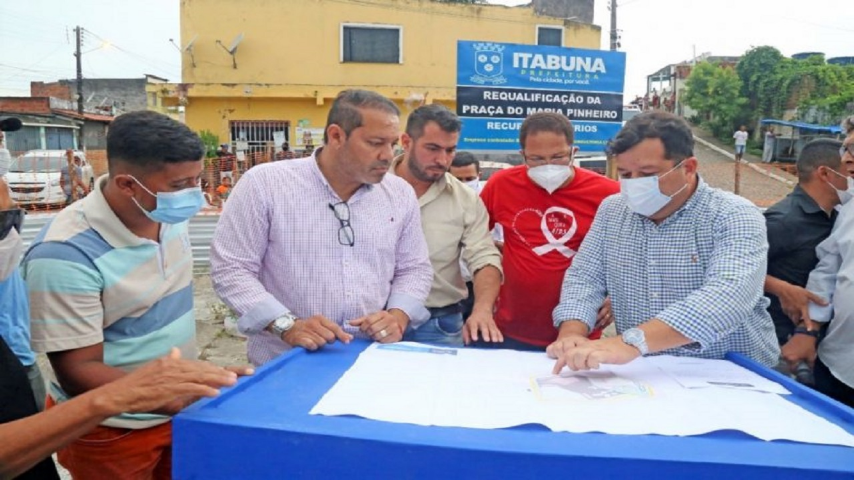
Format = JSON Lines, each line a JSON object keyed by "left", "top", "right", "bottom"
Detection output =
{"left": 456, "top": 41, "right": 626, "bottom": 152}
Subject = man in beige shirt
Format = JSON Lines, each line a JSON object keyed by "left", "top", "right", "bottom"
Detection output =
{"left": 394, "top": 105, "right": 503, "bottom": 347}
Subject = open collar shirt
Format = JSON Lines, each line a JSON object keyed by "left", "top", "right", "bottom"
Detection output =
{"left": 391, "top": 156, "right": 502, "bottom": 308}
{"left": 210, "top": 152, "right": 433, "bottom": 365}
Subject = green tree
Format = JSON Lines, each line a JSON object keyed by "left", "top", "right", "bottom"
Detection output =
{"left": 684, "top": 61, "right": 747, "bottom": 137}
{"left": 198, "top": 130, "right": 220, "bottom": 159}
{"left": 736, "top": 46, "right": 784, "bottom": 120}
{"left": 735, "top": 46, "right": 854, "bottom": 126}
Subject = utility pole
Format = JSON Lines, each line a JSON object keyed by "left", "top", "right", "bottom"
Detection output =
{"left": 75, "top": 26, "right": 83, "bottom": 115}
{"left": 74, "top": 26, "right": 84, "bottom": 151}
{"left": 609, "top": 0, "right": 618, "bottom": 51}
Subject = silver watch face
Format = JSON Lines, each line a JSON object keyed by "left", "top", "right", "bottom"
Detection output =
{"left": 623, "top": 328, "right": 643, "bottom": 344}
{"left": 273, "top": 314, "right": 296, "bottom": 333}
{"left": 622, "top": 328, "right": 647, "bottom": 355}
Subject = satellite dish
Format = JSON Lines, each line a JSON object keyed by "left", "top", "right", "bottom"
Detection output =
{"left": 216, "top": 33, "right": 244, "bottom": 69}
{"left": 184, "top": 35, "right": 198, "bottom": 52}
{"left": 182, "top": 35, "right": 199, "bottom": 68}
{"left": 227, "top": 33, "right": 244, "bottom": 54}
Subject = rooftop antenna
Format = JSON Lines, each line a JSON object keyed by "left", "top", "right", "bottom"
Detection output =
{"left": 216, "top": 32, "right": 243, "bottom": 69}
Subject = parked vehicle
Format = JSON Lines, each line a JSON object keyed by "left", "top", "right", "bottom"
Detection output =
{"left": 6, "top": 150, "right": 94, "bottom": 207}
{"left": 480, "top": 160, "right": 513, "bottom": 181}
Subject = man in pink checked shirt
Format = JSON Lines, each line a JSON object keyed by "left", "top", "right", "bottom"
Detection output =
{"left": 210, "top": 90, "right": 434, "bottom": 366}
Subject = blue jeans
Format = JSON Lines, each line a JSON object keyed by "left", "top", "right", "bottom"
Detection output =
{"left": 404, "top": 312, "right": 464, "bottom": 347}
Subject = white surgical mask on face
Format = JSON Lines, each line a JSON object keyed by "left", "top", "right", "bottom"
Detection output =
{"left": 527, "top": 164, "right": 573, "bottom": 194}
{"left": 827, "top": 169, "right": 854, "bottom": 205}
{"left": 620, "top": 162, "right": 688, "bottom": 217}
{"left": 464, "top": 179, "right": 480, "bottom": 192}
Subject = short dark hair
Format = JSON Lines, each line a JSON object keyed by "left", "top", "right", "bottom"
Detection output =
{"left": 405, "top": 104, "right": 462, "bottom": 140}
{"left": 107, "top": 111, "right": 204, "bottom": 172}
{"left": 451, "top": 151, "right": 479, "bottom": 172}
{"left": 797, "top": 138, "right": 842, "bottom": 182}
{"left": 519, "top": 112, "right": 573, "bottom": 150}
{"left": 324, "top": 89, "right": 400, "bottom": 143}
{"left": 607, "top": 111, "right": 693, "bottom": 161}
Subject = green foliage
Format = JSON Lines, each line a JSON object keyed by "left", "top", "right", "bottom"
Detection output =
{"left": 683, "top": 62, "right": 747, "bottom": 137}
{"left": 735, "top": 46, "right": 854, "bottom": 126}
{"left": 198, "top": 130, "right": 220, "bottom": 159}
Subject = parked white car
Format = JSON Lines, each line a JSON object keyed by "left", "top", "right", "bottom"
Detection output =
{"left": 6, "top": 150, "right": 94, "bottom": 207}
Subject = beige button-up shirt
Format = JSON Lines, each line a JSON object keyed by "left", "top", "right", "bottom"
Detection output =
{"left": 393, "top": 157, "right": 503, "bottom": 308}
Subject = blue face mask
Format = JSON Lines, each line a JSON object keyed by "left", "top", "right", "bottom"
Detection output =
{"left": 131, "top": 176, "right": 204, "bottom": 224}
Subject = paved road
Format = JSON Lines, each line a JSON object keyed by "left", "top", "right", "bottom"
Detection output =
{"left": 691, "top": 130, "right": 795, "bottom": 208}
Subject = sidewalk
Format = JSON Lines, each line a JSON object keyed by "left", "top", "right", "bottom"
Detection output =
{"left": 690, "top": 125, "right": 797, "bottom": 188}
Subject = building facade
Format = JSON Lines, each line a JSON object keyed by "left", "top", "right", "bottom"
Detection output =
{"left": 166, "top": 0, "right": 601, "bottom": 151}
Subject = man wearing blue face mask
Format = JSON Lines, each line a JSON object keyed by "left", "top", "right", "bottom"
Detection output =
{"left": 20, "top": 110, "right": 253, "bottom": 479}
{"left": 549, "top": 111, "right": 779, "bottom": 373}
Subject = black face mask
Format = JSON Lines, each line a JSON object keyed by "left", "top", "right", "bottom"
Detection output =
{"left": 0, "top": 208, "right": 24, "bottom": 241}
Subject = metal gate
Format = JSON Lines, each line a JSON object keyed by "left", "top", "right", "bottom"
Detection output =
{"left": 229, "top": 120, "right": 290, "bottom": 155}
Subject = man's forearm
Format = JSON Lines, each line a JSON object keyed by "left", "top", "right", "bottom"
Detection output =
{"left": 639, "top": 319, "right": 692, "bottom": 353}
{"left": 557, "top": 320, "right": 590, "bottom": 338}
{"left": 0, "top": 388, "right": 114, "bottom": 479}
{"left": 471, "top": 265, "right": 501, "bottom": 314}
{"left": 764, "top": 275, "right": 788, "bottom": 297}
{"left": 50, "top": 356, "right": 126, "bottom": 398}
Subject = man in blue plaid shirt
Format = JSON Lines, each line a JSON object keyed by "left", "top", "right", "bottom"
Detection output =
{"left": 549, "top": 111, "right": 779, "bottom": 373}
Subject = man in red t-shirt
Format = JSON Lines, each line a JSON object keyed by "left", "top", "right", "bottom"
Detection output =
{"left": 479, "top": 112, "right": 619, "bottom": 350}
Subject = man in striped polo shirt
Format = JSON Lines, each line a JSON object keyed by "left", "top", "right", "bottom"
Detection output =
{"left": 22, "top": 111, "right": 218, "bottom": 479}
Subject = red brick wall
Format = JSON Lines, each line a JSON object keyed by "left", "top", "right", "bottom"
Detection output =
{"left": 86, "top": 150, "right": 108, "bottom": 177}
{"left": 0, "top": 97, "right": 51, "bottom": 114}
{"left": 31, "top": 81, "right": 72, "bottom": 101}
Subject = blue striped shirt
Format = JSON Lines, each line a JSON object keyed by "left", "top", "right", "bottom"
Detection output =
{"left": 22, "top": 176, "right": 196, "bottom": 429}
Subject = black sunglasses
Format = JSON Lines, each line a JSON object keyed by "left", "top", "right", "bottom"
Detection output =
{"left": 328, "top": 202, "right": 355, "bottom": 247}
{"left": 0, "top": 208, "right": 25, "bottom": 241}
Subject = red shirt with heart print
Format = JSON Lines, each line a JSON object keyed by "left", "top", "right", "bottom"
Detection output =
{"left": 480, "top": 165, "right": 620, "bottom": 347}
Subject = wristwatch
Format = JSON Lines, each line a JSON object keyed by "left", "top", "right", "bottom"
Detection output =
{"left": 793, "top": 326, "right": 820, "bottom": 339}
{"left": 269, "top": 313, "right": 298, "bottom": 339}
{"left": 621, "top": 327, "right": 649, "bottom": 356}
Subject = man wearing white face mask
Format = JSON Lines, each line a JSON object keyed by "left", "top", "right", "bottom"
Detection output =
{"left": 804, "top": 133, "right": 854, "bottom": 407}
{"left": 480, "top": 112, "right": 619, "bottom": 351}
{"left": 21, "top": 111, "right": 253, "bottom": 479}
{"left": 550, "top": 111, "right": 779, "bottom": 373}
{"left": 762, "top": 139, "right": 849, "bottom": 380}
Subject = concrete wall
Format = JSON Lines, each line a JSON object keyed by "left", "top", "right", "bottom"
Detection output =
{"left": 31, "top": 78, "right": 148, "bottom": 114}
{"left": 533, "top": 0, "right": 595, "bottom": 24}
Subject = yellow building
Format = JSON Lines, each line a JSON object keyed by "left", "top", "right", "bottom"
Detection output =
{"left": 167, "top": 0, "right": 602, "bottom": 151}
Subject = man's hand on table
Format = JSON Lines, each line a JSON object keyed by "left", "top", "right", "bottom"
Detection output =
{"left": 548, "top": 336, "right": 641, "bottom": 374}
{"left": 283, "top": 315, "right": 353, "bottom": 351}
{"left": 349, "top": 309, "right": 408, "bottom": 343}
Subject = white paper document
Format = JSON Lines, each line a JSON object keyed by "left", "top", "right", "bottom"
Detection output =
{"left": 645, "top": 356, "right": 791, "bottom": 395}
{"left": 310, "top": 343, "right": 854, "bottom": 448}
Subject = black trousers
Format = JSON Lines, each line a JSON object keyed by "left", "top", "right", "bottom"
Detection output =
{"left": 814, "top": 355, "right": 854, "bottom": 408}
{"left": 0, "top": 337, "right": 60, "bottom": 479}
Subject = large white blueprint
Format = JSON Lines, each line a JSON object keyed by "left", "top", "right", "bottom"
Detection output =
{"left": 310, "top": 343, "right": 854, "bottom": 448}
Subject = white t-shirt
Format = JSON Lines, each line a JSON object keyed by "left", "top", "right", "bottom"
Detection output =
{"left": 733, "top": 131, "right": 749, "bottom": 146}
{"left": 0, "top": 147, "right": 12, "bottom": 176}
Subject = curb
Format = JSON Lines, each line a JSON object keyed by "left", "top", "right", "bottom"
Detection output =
{"left": 693, "top": 136, "right": 796, "bottom": 187}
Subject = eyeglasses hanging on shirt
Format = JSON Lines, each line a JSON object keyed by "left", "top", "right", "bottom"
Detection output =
{"left": 329, "top": 201, "right": 355, "bottom": 247}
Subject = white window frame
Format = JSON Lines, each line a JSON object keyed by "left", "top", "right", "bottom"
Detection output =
{"left": 536, "top": 25, "right": 564, "bottom": 47}
{"left": 340, "top": 23, "right": 404, "bottom": 64}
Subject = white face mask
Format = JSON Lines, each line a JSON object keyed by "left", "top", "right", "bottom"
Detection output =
{"left": 827, "top": 169, "right": 854, "bottom": 205}
{"left": 527, "top": 164, "right": 573, "bottom": 194}
{"left": 620, "top": 162, "right": 688, "bottom": 217}
{"left": 463, "top": 179, "right": 480, "bottom": 192}
{"left": 0, "top": 229, "right": 23, "bottom": 280}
